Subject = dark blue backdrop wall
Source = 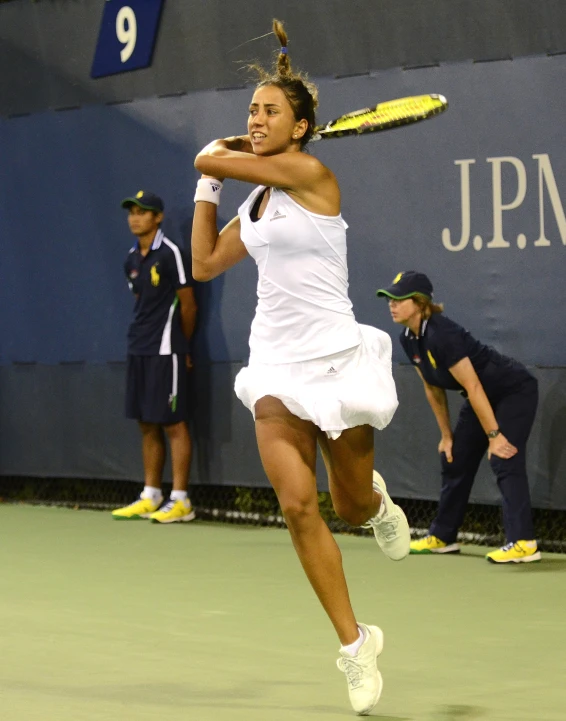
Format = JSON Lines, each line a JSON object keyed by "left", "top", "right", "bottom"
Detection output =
{"left": 1, "top": 57, "right": 565, "bottom": 507}
{"left": 3, "top": 0, "right": 566, "bottom": 117}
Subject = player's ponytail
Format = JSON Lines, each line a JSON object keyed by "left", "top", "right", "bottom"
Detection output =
{"left": 248, "top": 19, "right": 318, "bottom": 147}
{"left": 273, "top": 19, "right": 291, "bottom": 78}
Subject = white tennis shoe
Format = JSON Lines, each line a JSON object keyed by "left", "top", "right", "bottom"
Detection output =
{"left": 363, "top": 470, "right": 411, "bottom": 561}
{"left": 337, "top": 623, "right": 384, "bottom": 715}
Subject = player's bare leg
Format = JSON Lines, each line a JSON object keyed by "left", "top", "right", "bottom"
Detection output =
{"left": 255, "top": 397, "right": 385, "bottom": 714}
{"left": 254, "top": 395, "right": 359, "bottom": 645}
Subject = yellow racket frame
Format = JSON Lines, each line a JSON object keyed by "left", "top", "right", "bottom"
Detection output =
{"left": 312, "top": 94, "right": 448, "bottom": 140}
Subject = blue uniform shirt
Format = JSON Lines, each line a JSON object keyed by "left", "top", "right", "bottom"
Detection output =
{"left": 124, "top": 229, "right": 193, "bottom": 355}
{"left": 399, "top": 314, "right": 533, "bottom": 400}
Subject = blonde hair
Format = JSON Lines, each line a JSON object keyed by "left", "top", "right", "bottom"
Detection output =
{"left": 411, "top": 293, "right": 444, "bottom": 319}
{"left": 249, "top": 19, "right": 318, "bottom": 147}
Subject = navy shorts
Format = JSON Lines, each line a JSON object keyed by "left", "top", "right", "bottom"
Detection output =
{"left": 126, "top": 354, "right": 190, "bottom": 425}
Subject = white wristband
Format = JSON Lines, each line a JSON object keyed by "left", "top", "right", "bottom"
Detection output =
{"left": 194, "top": 178, "right": 223, "bottom": 205}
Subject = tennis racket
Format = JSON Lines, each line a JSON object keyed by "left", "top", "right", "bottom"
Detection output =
{"left": 312, "top": 94, "right": 448, "bottom": 140}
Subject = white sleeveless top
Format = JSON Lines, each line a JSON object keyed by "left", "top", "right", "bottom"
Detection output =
{"left": 238, "top": 186, "right": 362, "bottom": 364}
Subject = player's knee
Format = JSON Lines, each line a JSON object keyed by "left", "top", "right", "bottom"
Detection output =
{"left": 333, "top": 500, "right": 370, "bottom": 527}
{"left": 279, "top": 495, "right": 318, "bottom": 529}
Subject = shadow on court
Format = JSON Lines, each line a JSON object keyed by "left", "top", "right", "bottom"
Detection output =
{"left": 446, "top": 550, "right": 566, "bottom": 572}
{"left": 1, "top": 679, "right": 412, "bottom": 718}
{"left": 499, "top": 556, "right": 566, "bottom": 572}
{"left": 426, "top": 707, "right": 484, "bottom": 720}
{"left": 2, "top": 676, "right": 334, "bottom": 702}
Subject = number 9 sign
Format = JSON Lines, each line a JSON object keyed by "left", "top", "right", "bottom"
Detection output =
{"left": 116, "top": 7, "right": 137, "bottom": 63}
{"left": 91, "top": 0, "right": 164, "bottom": 79}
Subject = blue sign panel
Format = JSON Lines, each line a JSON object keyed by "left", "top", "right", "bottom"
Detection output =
{"left": 91, "top": 0, "right": 164, "bottom": 78}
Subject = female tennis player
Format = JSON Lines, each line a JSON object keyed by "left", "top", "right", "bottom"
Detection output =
{"left": 191, "top": 20, "right": 410, "bottom": 714}
{"left": 377, "top": 271, "right": 540, "bottom": 563}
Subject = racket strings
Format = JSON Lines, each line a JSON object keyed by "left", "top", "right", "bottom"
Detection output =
{"left": 313, "top": 94, "right": 448, "bottom": 139}
{"left": 336, "top": 99, "right": 443, "bottom": 131}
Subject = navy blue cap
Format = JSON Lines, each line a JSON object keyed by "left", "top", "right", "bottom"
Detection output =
{"left": 121, "top": 190, "right": 164, "bottom": 213}
{"left": 376, "top": 271, "right": 434, "bottom": 300}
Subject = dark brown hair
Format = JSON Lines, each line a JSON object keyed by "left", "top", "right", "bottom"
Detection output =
{"left": 250, "top": 19, "right": 318, "bottom": 147}
{"left": 411, "top": 293, "right": 444, "bottom": 319}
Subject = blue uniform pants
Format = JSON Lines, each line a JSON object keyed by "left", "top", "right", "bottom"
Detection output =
{"left": 430, "top": 377, "right": 538, "bottom": 544}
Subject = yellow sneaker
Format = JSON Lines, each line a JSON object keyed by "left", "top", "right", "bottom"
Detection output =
{"left": 111, "top": 496, "right": 161, "bottom": 520}
{"left": 410, "top": 535, "right": 460, "bottom": 554}
{"left": 486, "top": 540, "right": 541, "bottom": 564}
{"left": 149, "top": 499, "right": 196, "bottom": 524}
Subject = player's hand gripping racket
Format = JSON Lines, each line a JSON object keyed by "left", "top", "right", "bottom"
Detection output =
{"left": 312, "top": 94, "right": 448, "bottom": 140}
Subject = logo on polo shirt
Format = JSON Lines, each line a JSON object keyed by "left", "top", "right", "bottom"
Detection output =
{"left": 129, "top": 270, "right": 139, "bottom": 279}
{"left": 412, "top": 354, "right": 421, "bottom": 364}
{"left": 270, "top": 209, "right": 286, "bottom": 221}
{"left": 150, "top": 263, "right": 160, "bottom": 287}
{"left": 427, "top": 350, "right": 437, "bottom": 369}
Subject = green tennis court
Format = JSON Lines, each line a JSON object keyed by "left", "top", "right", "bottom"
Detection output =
{"left": 2, "top": 504, "right": 565, "bottom": 721}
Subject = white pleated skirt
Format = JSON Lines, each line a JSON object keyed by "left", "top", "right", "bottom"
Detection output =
{"left": 234, "top": 324, "right": 398, "bottom": 439}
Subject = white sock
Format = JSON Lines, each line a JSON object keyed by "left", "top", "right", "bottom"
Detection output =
{"left": 141, "top": 486, "right": 163, "bottom": 503}
{"left": 340, "top": 626, "right": 365, "bottom": 657}
{"left": 170, "top": 490, "right": 188, "bottom": 503}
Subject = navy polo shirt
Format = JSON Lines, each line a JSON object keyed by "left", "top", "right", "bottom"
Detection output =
{"left": 399, "top": 314, "right": 533, "bottom": 400}
{"left": 124, "top": 229, "right": 193, "bottom": 355}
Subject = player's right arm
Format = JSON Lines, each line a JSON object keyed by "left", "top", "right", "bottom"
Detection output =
{"left": 191, "top": 208, "right": 248, "bottom": 282}
{"left": 195, "top": 136, "right": 324, "bottom": 190}
{"left": 195, "top": 136, "right": 339, "bottom": 216}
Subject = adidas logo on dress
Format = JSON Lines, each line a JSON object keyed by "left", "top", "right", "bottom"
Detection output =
{"left": 270, "top": 209, "right": 286, "bottom": 221}
{"left": 326, "top": 366, "right": 337, "bottom": 375}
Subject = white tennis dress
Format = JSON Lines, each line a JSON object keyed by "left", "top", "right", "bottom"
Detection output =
{"left": 234, "top": 186, "right": 398, "bottom": 439}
